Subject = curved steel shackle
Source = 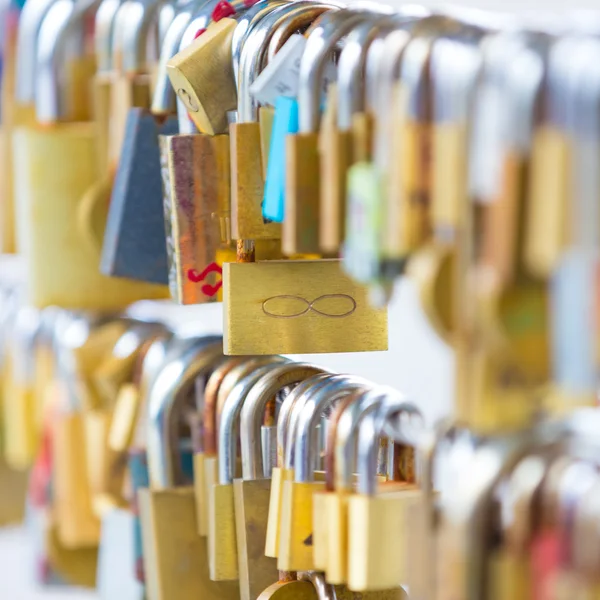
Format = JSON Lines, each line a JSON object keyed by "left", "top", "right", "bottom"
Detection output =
{"left": 281, "top": 373, "right": 335, "bottom": 470}
{"left": 294, "top": 374, "right": 370, "bottom": 482}
{"left": 239, "top": 362, "right": 329, "bottom": 479}
{"left": 146, "top": 335, "right": 222, "bottom": 489}
{"left": 333, "top": 386, "right": 391, "bottom": 492}
{"left": 298, "top": 9, "right": 372, "bottom": 134}
{"left": 217, "top": 361, "right": 286, "bottom": 485}
{"left": 355, "top": 392, "right": 423, "bottom": 495}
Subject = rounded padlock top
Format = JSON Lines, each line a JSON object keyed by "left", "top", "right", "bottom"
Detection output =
{"left": 429, "top": 24, "right": 488, "bottom": 125}
{"left": 218, "top": 361, "right": 287, "bottom": 484}
{"left": 282, "top": 373, "right": 336, "bottom": 471}
{"left": 203, "top": 356, "right": 248, "bottom": 457}
{"left": 146, "top": 336, "right": 223, "bottom": 490}
{"left": 231, "top": 0, "right": 286, "bottom": 90}
{"left": 111, "top": 0, "right": 161, "bottom": 75}
{"left": 278, "top": 373, "right": 332, "bottom": 470}
{"left": 15, "top": 0, "right": 58, "bottom": 104}
{"left": 336, "top": 15, "right": 394, "bottom": 130}
{"left": 95, "top": 0, "right": 124, "bottom": 73}
{"left": 265, "top": 4, "right": 336, "bottom": 67}
{"left": 297, "top": 9, "right": 373, "bottom": 134}
{"left": 35, "top": 0, "right": 86, "bottom": 123}
{"left": 334, "top": 387, "right": 393, "bottom": 493}
{"left": 237, "top": 1, "right": 315, "bottom": 122}
{"left": 355, "top": 393, "right": 423, "bottom": 495}
{"left": 293, "top": 374, "right": 370, "bottom": 482}
{"left": 239, "top": 362, "right": 329, "bottom": 480}
{"left": 151, "top": 0, "right": 200, "bottom": 114}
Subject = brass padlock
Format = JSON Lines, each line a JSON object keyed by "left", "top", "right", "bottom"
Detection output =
{"left": 223, "top": 259, "right": 388, "bottom": 355}
{"left": 283, "top": 10, "right": 369, "bottom": 255}
{"left": 208, "top": 360, "right": 287, "bottom": 581}
{"left": 236, "top": 363, "right": 327, "bottom": 600}
{"left": 265, "top": 373, "right": 334, "bottom": 559}
{"left": 194, "top": 356, "right": 246, "bottom": 536}
{"left": 320, "top": 15, "right": 392, "bottom": 255}
{"left": 231, "top": 1, "right": 326, "bottom": 243}
{"left": 13, "top": 3, "right": 168, "bottom": 309}
{"left": 139, "top": 336, "right": 241, "bottom": 600}
{"left": 347, "top": 399, "right": 423, "bottom": 592}
{"left": 167, "top": 17, "right": 240, "bottom": 135}
{"left": 3, "top": 0, "right": 47, "bottom": 252}
{"left": 278, "top": 374, "right": 369, "bottom": 571}
{"left": 202, "top": 356, "right": 287, "bottom": 543}
{"left": 326, "top": 387, "right": 393, "bottom": 584}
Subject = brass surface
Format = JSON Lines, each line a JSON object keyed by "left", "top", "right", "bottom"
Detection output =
{"left": 223, "top": 260, "right": 388, "bottom": 355}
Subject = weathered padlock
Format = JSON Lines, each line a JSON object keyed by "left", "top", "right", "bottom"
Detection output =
{"left": 139, "top": 336, "right": 241, "bottom": 600}
{"left": 347, "top": 399, "right": 423, "bottom": 592}
{"left": 283, "top": 10, "right": 369, "bottom": 255}
{"left": 223, "top": 258, "right": 388, "bottom": 354}
{"left": 258, "top": 571, "right": 333, "bottom": 600}
{"left": 278, "top": 374, "right": 369, "bottom": 571}
{"left": 235, "top": 363, "right": 327, "bottom": 600}
{"left": 208, "top": 360, "right": 289, "bottom": 582}
{"left": 13, "top": 2, "right": 168, "bottom": 309}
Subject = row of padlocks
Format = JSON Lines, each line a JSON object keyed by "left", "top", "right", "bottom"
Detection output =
{"left": 1, "top": 0, "right": 600, "bottom": 597}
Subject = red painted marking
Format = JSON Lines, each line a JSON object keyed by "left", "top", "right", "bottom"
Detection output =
{"left": 211, "top": 0, "right": 235, "bottom": 21}
{"left": 188, "top": 263, "right": 223, "bottom": 297}
{"left": 194, "top": 28, "right": 207, "bottom": 39}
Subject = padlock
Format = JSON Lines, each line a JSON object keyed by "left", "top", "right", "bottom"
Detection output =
{"left": 278, "top": 374, "right": 369, "bottom": 572}
{"left": 201, "top": 356, "right": 287, "bottom": 542}
{"left": 258, "top": 5, "right": 336, "bottom": 224}
{"left": 545, "top": 37, "right": 600, "bottom": 413}
{"left": 320, "top": 15, "right": 391, "bottom": 255}
{"left": 265, "top": 373, "right": 334, "bottom": 559}
{"left": 3, "top": 305, "right": 41, "bottom": 470}
{"left": 159, "top": 129, "right": 232, "bottom": 303}
{"left": 108, "top": 0, "right": 160, "bottom": 166}
{"left": 282, "top": 10, "right": 369, "bottom": 255}
{"left": 194, "top": 356, "right": 246, "bottom": 536}
{"left": 101, "top": 0, "right": 181, "bottom": 286}
{"left": 235, "top": 363, "right": 327, "bottom": 600}
{"left": 1, "top": 0, "right": 41, "bottom": 252}
{"left": 139, "top": 336, "right": 241, "bottom": 600}
{"left": 208, "top": 360, "right": 290, "bottom": 581}
{"left": 324, "top": 387, "right": 394, "bottom": 583}
{"left": 223, "top": 258, "right": 388, "bottom": 354}
{"left": 230, "top": 2, "right": 307, "bottom": 244}
{"left": 347, "top": 399, "right": 423, "bottom": 592}
{"left": 93, "top": 0, "right": 125, "bottom": 177}
{"left": 232, "top": 2, "right": 332, "bottom": 243}
{"left": 13, "top": 3, "right": 168, "bottom": 309}
{"left": 167, "top": 16, "right": 240, "bottom": 135}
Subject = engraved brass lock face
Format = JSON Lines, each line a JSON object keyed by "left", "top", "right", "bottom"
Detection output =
{"left": 223, "top": 259, "right": 388, "bottom": 355}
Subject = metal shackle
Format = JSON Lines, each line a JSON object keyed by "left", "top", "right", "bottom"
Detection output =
{"left": 239, "top": 362, "right": 328, "bottom": 480}
{"left": 294, "top": 374, "right": 369, "bottom": 482}
{"left": 146, "top": 336, "right": 222, "bottom": 489}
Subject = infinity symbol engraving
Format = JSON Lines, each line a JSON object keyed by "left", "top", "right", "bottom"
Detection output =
{"left": 262, "top": 294, "right": 357, "bottom": 319}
